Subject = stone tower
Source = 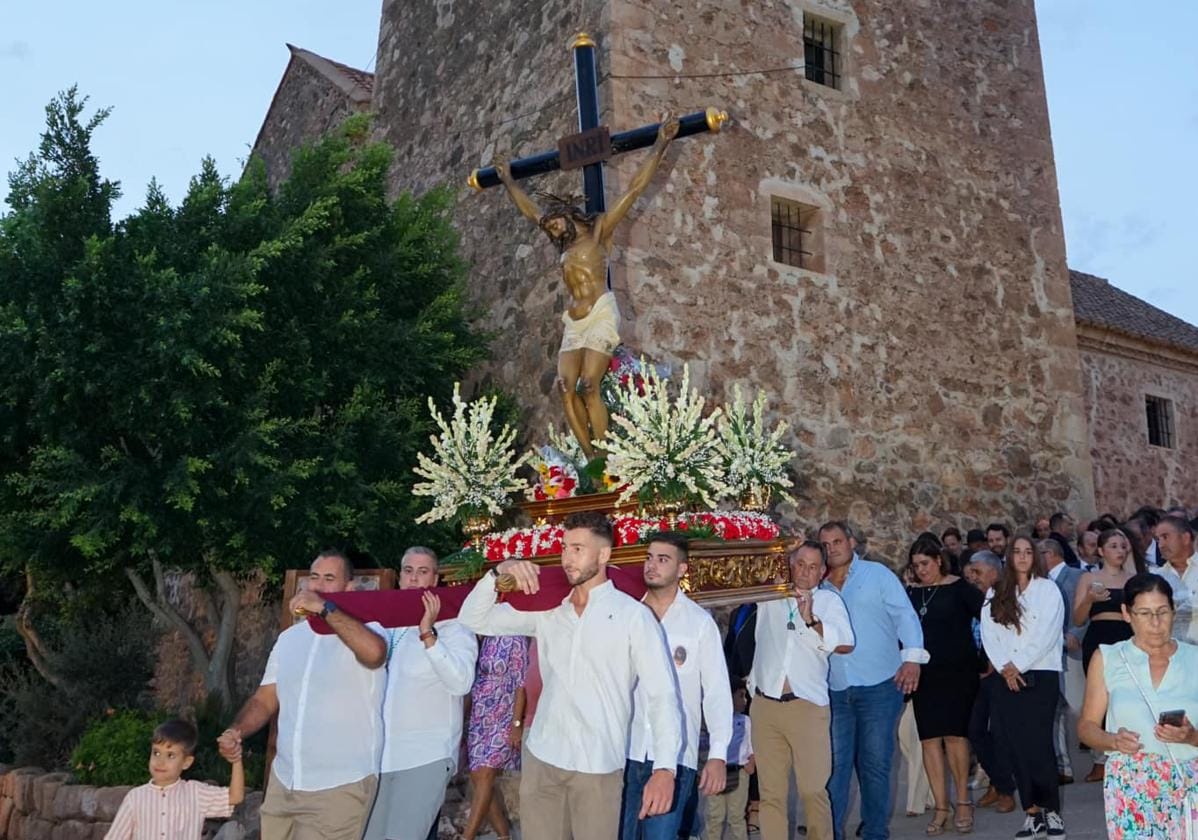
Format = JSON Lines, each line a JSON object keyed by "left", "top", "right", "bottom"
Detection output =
{"left": 368, "top": 0, "right": 1096, "bottom": 554}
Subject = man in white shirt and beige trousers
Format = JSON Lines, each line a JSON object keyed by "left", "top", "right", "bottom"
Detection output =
{"left": 749, "top": 540, "right": 854, "bottom": 840}
{"left": 459, "top": 511, "right": 682, "bottom": 840}
{"left": 219, "top": 549, "right": 389, "bottom": 840}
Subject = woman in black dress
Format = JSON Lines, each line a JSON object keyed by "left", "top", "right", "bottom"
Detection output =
{"left": 905, "top": 535, "right": 985, "bottom": 835}
{"left": 1071, "top": 527, "right": 1144, "bottom": 782}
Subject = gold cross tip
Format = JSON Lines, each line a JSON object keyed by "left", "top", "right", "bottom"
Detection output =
{"left": 467, "top": 169, "right": 482, "bottom": 191}
{"left": 571, "top": 32, "right": 596, "bottom": 50}
{"left": 705, "top": 107, "right": 730, "bottom": 133}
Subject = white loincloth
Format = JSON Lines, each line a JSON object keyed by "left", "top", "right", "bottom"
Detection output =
{"left": 559, "top": 292, "right": 621, "bottom": 355}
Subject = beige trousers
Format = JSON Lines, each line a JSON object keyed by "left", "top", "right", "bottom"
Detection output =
{"left": 519, "top": 747, "right": 624, "bottom": 840}
{"left": 260, "top": 770, "right": 376, "bottom": 840}
{"left": 898, "top": 702, "right": 935, "bottom": 814}
{"left": 750, "top": 695, "right": 833, "bottom": 840}
{"left": 704, "top": 768, "right": 750, "bottom": 840}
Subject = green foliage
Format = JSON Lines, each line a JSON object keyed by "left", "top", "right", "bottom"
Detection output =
{"left": 0, "top": 90, "right": 491, "bottom": 603}
{"left": 0, "top": 605, "right": 157, "bottom": 767}
{"left": 70, "top": 709, "right": 158, "bottom": 786}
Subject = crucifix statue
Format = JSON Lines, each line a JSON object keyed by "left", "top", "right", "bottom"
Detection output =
{"left": 468, "top": 32, "right": 728, "bottom": 461}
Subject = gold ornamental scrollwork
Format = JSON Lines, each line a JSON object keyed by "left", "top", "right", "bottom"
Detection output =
{"left": 684, "top": 552, "right": 787, "bottom": 592}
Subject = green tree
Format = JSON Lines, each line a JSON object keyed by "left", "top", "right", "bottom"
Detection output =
{"left": 0, "top": 91, "right": 489, "bottom": 710}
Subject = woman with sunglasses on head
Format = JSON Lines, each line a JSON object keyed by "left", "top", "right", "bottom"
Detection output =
{"left": 1078, "top": 573, "right": 1198, "bottom": 839}
{"left": 981, "top": 536, "right": 1067, "bottom": 840}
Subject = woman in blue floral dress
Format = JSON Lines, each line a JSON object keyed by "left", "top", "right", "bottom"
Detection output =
{"left": 461, "top": 634, "right": 530, "bottom": 840}
{"left": 1079, "top": 573, "right": 1198, "bottom": 839}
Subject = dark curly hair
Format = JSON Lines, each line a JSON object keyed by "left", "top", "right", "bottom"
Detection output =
{"left": 562, "top": 510, "right": 614, "bottom": 546}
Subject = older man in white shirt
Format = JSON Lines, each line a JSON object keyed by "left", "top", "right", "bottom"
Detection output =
{"left": 364, "top": 547, "right": 478, "bottom": 840}
{"left": 1153, "top": 515, "right": 1198, "bottom": 642}
{"left": 459, "top": 511, "right": 682, "bottom": 840}
{"left": 219, "top": 549, "right": 388, "bottom": 840}
{"left": 623, "top": 531, "right": 733, "bottom": 840}
{"left": 750, "top": 540, "right": 853, "bottom": 840}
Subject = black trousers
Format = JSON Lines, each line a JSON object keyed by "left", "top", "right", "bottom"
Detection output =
{"left": 968, "top": 672, "right": 1016, "bottom": 795}
{"left": 990, "top": 670, "right": 1061, "bottom": 813}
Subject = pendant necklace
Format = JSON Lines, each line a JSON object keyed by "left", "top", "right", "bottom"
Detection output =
{"left": 918, "top": 584, "right": 941, "bottom": 618}
{"left": 786, "top": 601, "right": 797, "bottom": 631}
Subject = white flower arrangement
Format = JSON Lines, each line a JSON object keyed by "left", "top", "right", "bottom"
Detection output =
{"left": 715, "top": 385, "right": 795, "bottom": 503}
{"left": 604, "top": 363, "right": 732, "bottom": 508}
{"left": 412, "top": 384, "right": 530, "bottom": 524}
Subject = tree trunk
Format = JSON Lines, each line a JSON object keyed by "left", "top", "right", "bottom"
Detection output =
{"left": 126, "top": 556, "right": 241, "bottom": 712}
{"left": 14, "top": 565, "right": 67, "bottom": 689}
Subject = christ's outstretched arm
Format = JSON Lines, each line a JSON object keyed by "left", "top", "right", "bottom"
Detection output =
{"left": 597, "top": 113, "right": 679, "bottom": 244}
{"left": 494, "top": 158, "right": 544, "bottom": 225}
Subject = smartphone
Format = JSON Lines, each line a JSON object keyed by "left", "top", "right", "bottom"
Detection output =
{"left": 1159, "top": 709, "right": 1186, "bottom": 727}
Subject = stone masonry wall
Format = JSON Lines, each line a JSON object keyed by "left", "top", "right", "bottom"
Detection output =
{"left": 253, "top": 56, "right": 364, "bottom": 190}
{"left": 0, "top": 765, "right": 262, "bottom": 840}
{"left": 1078, "top": 338, "right": 1198, "bottom": 515}
{"left": 371, "top": 0, "right": 1096, "bottom": 560}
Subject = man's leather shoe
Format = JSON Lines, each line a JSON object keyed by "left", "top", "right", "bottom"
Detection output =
{"left": 995, "top": 794, "right": 1016, "bottom": 813}
{"left": 1084, "top": 763, "right": 1105, "bottom": 783}
{"left": 1058, "top": 773, "right": 1074, "bottom": 785}
{"left": 977, "top": 786, "right": 1000, "bottom": 808}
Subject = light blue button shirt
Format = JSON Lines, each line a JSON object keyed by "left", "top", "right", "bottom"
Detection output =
{"left": 1103, "top": 638, "right": 1198, "bottom": 761}
{"left": 822, "top": 555, "right": 928, "bottom": 691}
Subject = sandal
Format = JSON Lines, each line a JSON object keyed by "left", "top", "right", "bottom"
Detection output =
{"left": 926, "top": 807, "right": 951, "bottom": 836}
{"left": 954, "top": 802, "right": 974, "bottom": 834}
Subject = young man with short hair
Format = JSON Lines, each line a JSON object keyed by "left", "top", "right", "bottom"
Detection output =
{"left": 622, "top": 531, "right": 733, "bottom": 840}
{"left": 458, "top": 511, "right": 682, "bottom": 840}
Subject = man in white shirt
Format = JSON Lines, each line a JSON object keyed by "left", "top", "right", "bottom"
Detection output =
{"left": 219, "top": 549, "right": 388, "bottom": 840}
{"left": 363, "top": 547, "right": 478, "bottom": 840}
{"left": 458, "top": 510, "right": 682, "bottom": 840}
{"left": 749, "top": 540, "right": 853, "bottom": 840}
{"left": 1153, "top": 515, "right": 1198, "bottom": 642}
{"left": 623, "top": 531, "right": 733, "bottom": 840}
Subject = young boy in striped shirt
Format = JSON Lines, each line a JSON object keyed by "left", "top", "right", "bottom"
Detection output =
{"left": 106, "top": 718, "right": 244, "bottom": 840}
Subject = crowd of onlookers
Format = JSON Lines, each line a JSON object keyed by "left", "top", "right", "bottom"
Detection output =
{"left": 109, "top": 504, "right": 1197, "bottom": 840}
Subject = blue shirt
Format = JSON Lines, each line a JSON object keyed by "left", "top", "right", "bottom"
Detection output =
{"left": 1103, "top": 638, "right": 1198, "bottom": 761}
{"left": 822, "top": 555, "right": 928, "bottom": 691}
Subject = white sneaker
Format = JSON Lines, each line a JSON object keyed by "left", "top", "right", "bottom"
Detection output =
{"left": 1044, "top": 811, "right": 1066, "bottom": 838}
{"left": 1014, "top": 812, "right": 1046, "bottom": 839}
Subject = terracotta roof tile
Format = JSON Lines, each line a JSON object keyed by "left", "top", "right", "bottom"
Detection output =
{"left": 1070, "top": 269, "right": 1198, "bottom": 355}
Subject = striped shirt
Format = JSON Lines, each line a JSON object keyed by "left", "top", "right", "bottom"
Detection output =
{"left": 105, "top": 779, "right": 232, "bottom": 840}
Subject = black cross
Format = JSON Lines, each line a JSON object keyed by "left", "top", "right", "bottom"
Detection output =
{"left": 467, "top": 31, "right": 728, "bottom": 214}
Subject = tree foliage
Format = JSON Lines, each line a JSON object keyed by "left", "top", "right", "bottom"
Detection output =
{"left": 0, "top": 90, "right": 490, "bottom": 707}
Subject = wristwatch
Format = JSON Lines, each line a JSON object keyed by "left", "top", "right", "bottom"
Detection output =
{"left": 805, "top": 618, "right": 820, "bottom": 628}
{"left": 319, "top": 601, "right": 337, "bottom": 619}
{"left": 419, "top": 627, "right": 439, "bottom": 642}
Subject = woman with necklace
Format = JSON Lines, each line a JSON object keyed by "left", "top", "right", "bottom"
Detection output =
{"left": 905, "top": 535, "right": 985, "bottom": 835}
{"left": 1072, "top": 528, "right": 1146, "bottom": 782}
{"left": 981, "top": 536, "right": 1067, "bottom": 840}
{"left": 1078, "top": 573, "right": 1198, "bottom": 839}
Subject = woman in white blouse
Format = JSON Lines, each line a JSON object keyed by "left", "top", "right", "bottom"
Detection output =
{"left": 981, "top": 536, "right": 1067, "bottom": 840}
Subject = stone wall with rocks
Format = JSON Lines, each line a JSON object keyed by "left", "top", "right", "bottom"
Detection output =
{"left": 370, "top": 0, "right": 1096, "bottom": 559}
{"left": 1077, "top": 332, "right": 1198, "bottom": 515}
{"left": 0, "top": 766, "right": 261, "bottom": 840}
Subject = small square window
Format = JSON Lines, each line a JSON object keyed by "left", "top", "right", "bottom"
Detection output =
{"left": 771, "top": 196, "right": 825, "bottom": 273}
{"left": 803, "top": 14, "right": 842, "bottom": 90}
{"left": 1146, "top": 395, "right": 1175, "bottom": 448}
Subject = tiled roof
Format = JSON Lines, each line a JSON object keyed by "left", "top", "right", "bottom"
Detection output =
{"left": 286, "top": 44, "right": 374, "bottom": 103}
{"left": 1070, "top": 270, "right": 1198, "bottom": 355}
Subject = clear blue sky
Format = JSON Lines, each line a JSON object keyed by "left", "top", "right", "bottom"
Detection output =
{"left": 1, "top": 0, "right": 1194, "bottom": 326}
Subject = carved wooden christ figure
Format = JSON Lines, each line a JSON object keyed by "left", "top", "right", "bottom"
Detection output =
{"left": 493, "top": 114, "right": 679, "bottom": 460}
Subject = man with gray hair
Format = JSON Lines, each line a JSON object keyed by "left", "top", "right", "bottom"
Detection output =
{"left": 1038, "top": 539, "right": 1085, "bottom": 784}
{"left": 364, "top": 547, "right": 478, "bottom": 840}
{"left": 1152, "top": 515, "right": 1197, "bottom": 642}
{"left": 964, "top": 551, "right": 1016, "bottom": 813}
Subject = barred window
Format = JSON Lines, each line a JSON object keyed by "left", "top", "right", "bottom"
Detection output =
{"left": 771, "top": 196, "right": 824, "bottom": 273}
{"left": 1145, "top": 395, "right": 1176, "bottom": 449}
{"left": 804, "top": 15, "right": 842, "bottom": 89}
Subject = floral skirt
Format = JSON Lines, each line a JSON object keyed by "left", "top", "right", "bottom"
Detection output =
{"left": 1104, "top": 751, "right": 1198, "bottom": 839}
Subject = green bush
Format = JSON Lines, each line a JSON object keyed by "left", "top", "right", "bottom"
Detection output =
{"left": 70, "top": 709, "right": 159, "bottom": 786}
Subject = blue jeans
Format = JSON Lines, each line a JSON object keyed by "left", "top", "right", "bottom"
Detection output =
{"left": 828, "top": 680, "right": 904, "bottom": 840}
{"left": 619, "top": 760, "right": 697, "bottom": 840}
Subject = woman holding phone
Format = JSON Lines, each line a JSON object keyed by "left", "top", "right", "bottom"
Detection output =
{"left": 980, "top": 536, "right": 1066, "bottom": 839}
{"left": 1073, "top": 528, "right": 1146, "bottom": 781}
{"left": 1079, "top": 573, "right": 1198, "bottom": 838}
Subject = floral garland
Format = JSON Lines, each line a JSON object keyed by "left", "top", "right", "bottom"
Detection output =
{"left": 477, "top": 511, "right": 780, "bottom": 562}
{"left": 412, "top": 384, "right": 530, "bottom": 524}
{"left": 604, "top": 362, "right": 732, "bottom": 508}
{"left": 715, "top": 385, "right": 795, "bottom": 503}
